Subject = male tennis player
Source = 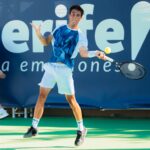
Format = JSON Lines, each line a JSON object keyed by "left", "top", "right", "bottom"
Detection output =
{"left": 23, "top": 5, "right": 105, "bottom": 146}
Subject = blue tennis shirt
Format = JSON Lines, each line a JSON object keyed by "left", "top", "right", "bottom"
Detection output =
{"left": 50, "top": 25, "right": 88, "bottom": 69}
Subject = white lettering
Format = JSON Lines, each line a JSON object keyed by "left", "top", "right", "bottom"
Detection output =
{"left": 32, "top": 20, "right": 53, "bottom": 53}
{"left": 78, "top": 61, "right": 87, "bottom": 72}
{"left": 2, "top": 20, "right": 29, "bottom": 53}
{"left": 31, "top": 61, "right": 44, "bottom": 72}
{"left": 103, "top": 61, "right": 112, "bottom": 72}
{"left": 79, "top": 4, "right": 94, "bottom": 36}
{"left": 95, "top": 19, "right": 124, "bottom": 53}
{"left": 91, "top": 61, "right": 99, "bottom": 72}
{"left": 1, "top": 61, "right": 10, "bottom": 71}
{"left": 131, "top": 1, "right": 150, "bottom": 59}
{"left": 20, "top": 61, "right": 28, "bottom": 72}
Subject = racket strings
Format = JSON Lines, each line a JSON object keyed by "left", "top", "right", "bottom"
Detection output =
{"left": 120, "top": 63, "right": 146, "bottom": 79}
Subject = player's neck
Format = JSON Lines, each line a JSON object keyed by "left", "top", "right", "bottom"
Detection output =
{"left": 68, "top": 24, "right": 79, "bottom": 30}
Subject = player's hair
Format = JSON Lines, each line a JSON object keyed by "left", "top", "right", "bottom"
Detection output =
{"left": 69, "top": 5, "right": 84, "bottom": 17}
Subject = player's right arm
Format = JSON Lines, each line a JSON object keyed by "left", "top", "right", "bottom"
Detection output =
{"left": 31, "top": 23, "right": 53, "bottom": 46}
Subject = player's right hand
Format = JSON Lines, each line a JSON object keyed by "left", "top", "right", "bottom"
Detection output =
{"left": 30, "top": 23, "right": 41, "bottom": 34}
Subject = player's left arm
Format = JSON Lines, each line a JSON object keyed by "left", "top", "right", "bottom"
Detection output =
{"left": 79, "top": 46, "right": 106, "bottom": 60}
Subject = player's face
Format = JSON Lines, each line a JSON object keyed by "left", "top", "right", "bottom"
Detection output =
{"left": 69, "top": 9, "right": 82, "bottom": 27}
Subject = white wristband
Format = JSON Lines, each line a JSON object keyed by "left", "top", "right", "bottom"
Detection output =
{"left": 88, "top": 51, "right": 97, "bottom": 58}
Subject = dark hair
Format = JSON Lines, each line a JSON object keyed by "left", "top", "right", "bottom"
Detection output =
{"left": 69, "top": 5, "right": 84, "bottom": 17}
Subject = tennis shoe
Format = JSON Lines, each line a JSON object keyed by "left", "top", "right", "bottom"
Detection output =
{"left": 74, "top": 128, "right": 87, "bottom": 146}
{"left": 23, "top": 126, "right": 37, "bottom": 138}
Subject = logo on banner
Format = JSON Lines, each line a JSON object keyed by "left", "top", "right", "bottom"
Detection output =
{"left": 0, "top": 1, "right": 150, "bottom": 72}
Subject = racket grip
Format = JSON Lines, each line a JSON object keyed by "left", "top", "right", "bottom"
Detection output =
{"left": 104, "top": 56, "right": 114, "bottom": 62}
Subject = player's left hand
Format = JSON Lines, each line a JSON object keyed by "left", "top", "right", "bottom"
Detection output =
{"left": 96, "top": 51, "right": 106, "bottom": 60}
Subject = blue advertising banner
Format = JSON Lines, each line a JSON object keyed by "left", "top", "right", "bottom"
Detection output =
{"left": 0, "top": 0, "right": 150, "bottom": 109}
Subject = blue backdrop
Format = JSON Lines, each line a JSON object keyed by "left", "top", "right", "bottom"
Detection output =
{"left": 0, "top": 0, "right": 150, "bottom": 109}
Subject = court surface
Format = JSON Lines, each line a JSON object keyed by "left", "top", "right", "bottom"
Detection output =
{"left": 0, "top": 117, "right": 150, "bottom": 150}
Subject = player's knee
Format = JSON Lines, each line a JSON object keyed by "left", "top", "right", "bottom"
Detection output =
{"left": 66, "top": 95, "right": 76, "bottom": 106}
{"left": 38, "top": 93, "right": 47, "bottom": 103}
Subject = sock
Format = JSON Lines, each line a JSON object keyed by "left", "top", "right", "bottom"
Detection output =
{"left": 32, "top": 118, "right": 39, "bottom": 129}
{"left": 77, "top": 120, "right": 84, "bottom": 131}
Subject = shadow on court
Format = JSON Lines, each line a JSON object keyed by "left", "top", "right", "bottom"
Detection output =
{"left": 0, "top": 117, "right": 150, "bottom": 149}
{"left": 1, "top": 117, "right": 150, "bottom": 138}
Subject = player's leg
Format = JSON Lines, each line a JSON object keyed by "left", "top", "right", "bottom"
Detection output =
{"left": 65, "top": 95, "right": 83, "bottom": 127}
{"left": 65, "top": 95, "right": 87, "bottom": 146}
{"left": 32, "top": 87, "right": 52, "bottom": 127}
{"left": 55, "top": 63, "right": 87, "bottom": 146}
{"left": 24, "top": 87, "right": 51, "bottom": 138}
{"left": 24, "top": 66, "right": 56, "bottom": 138}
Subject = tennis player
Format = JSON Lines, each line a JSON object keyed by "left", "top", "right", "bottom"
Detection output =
{"left": 23, "top": 5, "right": 105, "bottom": 146}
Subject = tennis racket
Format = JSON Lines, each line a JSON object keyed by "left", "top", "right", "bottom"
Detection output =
{"left": 104, "top": 56, "right": 146, "bottom": 80}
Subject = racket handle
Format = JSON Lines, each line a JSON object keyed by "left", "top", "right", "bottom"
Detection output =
{"left": 104, "top": 56, "right": 114, "bottom": 63}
